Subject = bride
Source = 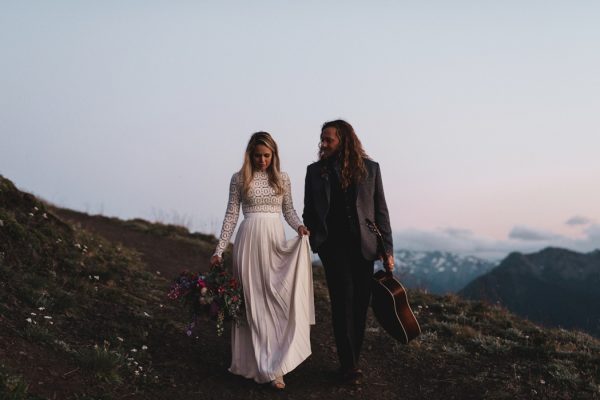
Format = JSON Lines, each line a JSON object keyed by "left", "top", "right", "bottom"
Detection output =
{"left": 210, "top": 131, "right": 314, "bottom": 390}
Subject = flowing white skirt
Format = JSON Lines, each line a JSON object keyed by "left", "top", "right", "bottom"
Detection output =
{"left": 229, "top": 212, "right": 315, "bottom": 383}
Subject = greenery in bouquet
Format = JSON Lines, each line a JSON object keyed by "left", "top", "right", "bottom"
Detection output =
{"left": 168, "top": 265, "right": 244, "bottom": 336}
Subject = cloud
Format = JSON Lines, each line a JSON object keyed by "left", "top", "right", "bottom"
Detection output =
{"left": 394, "top": 228, "right": 522, "bottom": 261}
{"left": 394, "top": 224, "right": 600, "bottom": 262}
{"left": 441, "top": 227, "right": 472, "bottom": 238}
{"left": 565, "top": 215, "right": 593, "bottom": 226}
{"left": 508, "top": 226, "right": 562, "bottom": 241}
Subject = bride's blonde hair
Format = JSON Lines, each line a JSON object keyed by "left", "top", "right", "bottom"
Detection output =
{"left": 240, "top": 132, "right": 283, "bottom": 197}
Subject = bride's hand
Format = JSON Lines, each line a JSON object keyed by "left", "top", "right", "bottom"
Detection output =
{"left": 298, "top": 225, "right": 310, "bottom": 236}
{"left": 210, "top": 254, "right": 222, "bottom": 267}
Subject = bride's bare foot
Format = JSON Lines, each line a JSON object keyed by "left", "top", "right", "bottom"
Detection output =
{"left": 270, "top": 376, "right": 285, "bottom": 390}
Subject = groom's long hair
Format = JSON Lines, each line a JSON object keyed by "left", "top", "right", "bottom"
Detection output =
{"left": 240, "top": 131, "right": 283, "bottom": 197}
{"left": 320, "top": 119, "right": 370, "bottom": 190}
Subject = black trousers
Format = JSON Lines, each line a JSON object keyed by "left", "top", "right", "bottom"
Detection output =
{"left": 318, "top": 239, "right": 374, "bottom": 371}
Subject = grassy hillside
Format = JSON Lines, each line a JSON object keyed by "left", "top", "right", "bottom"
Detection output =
{"left": 1, "top": 175, "right": 599, "bottom": 400}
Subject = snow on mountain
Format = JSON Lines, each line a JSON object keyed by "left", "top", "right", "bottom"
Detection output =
{"left": 393, "top": 249, "right": 497, "bottom": 294}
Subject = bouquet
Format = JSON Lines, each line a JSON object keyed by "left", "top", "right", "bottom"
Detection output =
{"left": 168, "top": 265, "right": 244, "bottom": 336}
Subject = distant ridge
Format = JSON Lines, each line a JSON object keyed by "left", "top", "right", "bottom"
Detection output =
{"left": 395, "top": 250, "right": 497, "bottom": 294}
{"left": 460, "top": 247, "right": 600, "bottom": 336}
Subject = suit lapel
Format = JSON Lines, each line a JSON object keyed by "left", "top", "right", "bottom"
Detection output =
{"left": 317, "top": 160, "right": 330, "bottom": 205}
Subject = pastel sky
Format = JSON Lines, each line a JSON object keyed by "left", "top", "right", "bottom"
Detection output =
{"left": 2, "top": 1, "right": 599, "bottom": 260}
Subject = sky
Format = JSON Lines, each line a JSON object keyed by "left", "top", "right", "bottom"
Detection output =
{"left": 1, "top": 1, "right": 600, "bottom": 260}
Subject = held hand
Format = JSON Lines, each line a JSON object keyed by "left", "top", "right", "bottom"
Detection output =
{"left": 210, "top": 254, "right": 222, "bottom": 267}
{"left": 298, "top": 225, "right": 310, "bottom": 236}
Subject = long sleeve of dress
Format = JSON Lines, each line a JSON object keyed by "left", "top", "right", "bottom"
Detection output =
{"left": 214, "top": 173, "right": 242, "bottom": 257}
{"left": 281, "top": 172, "right": 303, "bottom": 232}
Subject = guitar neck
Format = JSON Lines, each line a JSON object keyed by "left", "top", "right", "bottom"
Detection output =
{"left": 366, "top": 218, "right": 389, "bottom": 260}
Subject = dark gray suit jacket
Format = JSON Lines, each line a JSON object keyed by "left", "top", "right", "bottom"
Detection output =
{"left": 303, "top": 158, "right": 393, "bottom": 261}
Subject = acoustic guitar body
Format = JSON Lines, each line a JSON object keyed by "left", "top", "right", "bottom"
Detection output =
{"left": 371, "top": 270, "right": 421, "bottom": 344}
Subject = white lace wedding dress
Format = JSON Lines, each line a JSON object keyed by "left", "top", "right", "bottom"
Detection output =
{"left": 214, "top": 171, "right": 315, "bottom": 383}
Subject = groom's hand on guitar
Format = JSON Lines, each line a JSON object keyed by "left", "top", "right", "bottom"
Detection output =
{"left": 382, "top": 253, "right": 395, "bottom": 272}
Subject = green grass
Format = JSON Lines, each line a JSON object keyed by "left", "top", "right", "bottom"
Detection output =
{"left": 0, "top": 364, "right": 30, "bottom": 400}
{"left": 75, "top": 345, "right": 125, "bottom": 384}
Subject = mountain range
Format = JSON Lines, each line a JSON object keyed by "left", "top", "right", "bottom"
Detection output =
{"left": 460, "top": 247, "right": 600, "bottom": 336}
{"left": 394, "top": 250, "right": 497, "bottom": 294}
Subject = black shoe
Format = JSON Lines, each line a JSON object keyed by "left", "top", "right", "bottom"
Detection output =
{"left": 341, "top": 368, "right": 363, "bottom": 385}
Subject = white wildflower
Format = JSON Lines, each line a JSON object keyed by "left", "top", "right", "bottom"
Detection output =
{"left": 540, "top": 379, "right": 546, "bottom": 385}
{"left": 74, "top": 243, "right": 81, "bottom": 249}
{"left": 143, "top": 312, "right": 151, "bottom": 317}
{"left": 117, "top": 337, "right": 124, "bottom": 342}
{"left": 42, "top": 213, "right": 48, "bottom": 219}
{"left": 44, "top": 316, "right": 52, "bottom": 319}
{"left": 38, "top": 307, "right": 45, "bottom": 311}
{"left": 93, "top": 275, "right": 100, "bottom": 280}
{"left": 131, "top": 348, "right": 138, "bottom": 353}
{"left": 134, "top": 370, "right": 140, "bottom": 376}
{"left": 28, "top": 213, "right": 34, "bottom": 217}
{"left": 0, "top": 219, "right": 4, "bottom": 227}
{"left": 30, "top": 312, "right": 37, "bottom": 316}
{"left": 34, "top": 207, "right": 39, "bottom": 211}
{"left": 141, "top": 345, "right": 148, "bottom": 350}
{"left": 26, "top": 318, "right": 32, "bottom": 323}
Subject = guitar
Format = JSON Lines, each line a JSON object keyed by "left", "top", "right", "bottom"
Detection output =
{"left": 366, "top": 218, "right": 421, "bottom": 344}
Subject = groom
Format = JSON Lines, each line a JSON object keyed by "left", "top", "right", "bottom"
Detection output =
{"left": 303, "top": 119, "right": 394, "bottom": 385}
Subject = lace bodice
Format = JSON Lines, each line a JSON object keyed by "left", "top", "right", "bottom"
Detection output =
{"left": 213, "top": 171, "right": 303, "bottom": 257}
